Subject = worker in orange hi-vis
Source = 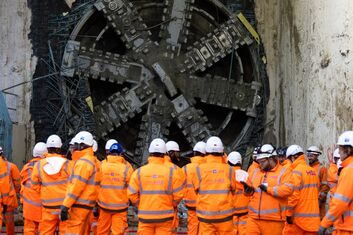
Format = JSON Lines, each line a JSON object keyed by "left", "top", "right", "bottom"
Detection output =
{"left": 183, "top": 141, "right": 206, "bottom": 235}
{"left": 193, "top": 136, "right": 236, "bottom": 235}
{"left": 96, "top": 142, "right": 133, "bottom": 235}
{"left": 0, "top": 147, "right": 20, "bottom": 235}
{"left": 241, "top": 144, "right": 293, "bottom": 235}
{"left": 0, "top": 150, "right": 15, "bottom": 235}
{"left": 307, "top": 146, "right": 330, "bottom": 219}
{"left": 247, "top": 147, "right": 260, "bottom": 179}
{"left": 128, "top": 138, "right": 185, "bottom": 235}
{"left": 227, "top": 151, "right": 249, "bottom": 235}
{"left": 31, "top": 134, "right": 72, "bottom": 235}
{"left": 276, "top": 147, "right": 291, "bottom": 169}
{"left": 20, "top": 142, "right": 48, "bottom": 235}
{"left": 60, "top": 131, "right": 102, "bottom": 235}
{"left": 319, "top": 131, "right": 353, "bottom": 235}
{"left": 327, "top": 148, "right": 341, "bottom": 196}
{"left": 283, "top": 145, "right": 320, "bottom": 235}
{"left": 165, "top": 140, "right": 186, "bottom": 234}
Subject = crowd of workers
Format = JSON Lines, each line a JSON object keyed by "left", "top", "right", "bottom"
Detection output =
{"left": 0, "top": 130, "right": 353, "bottom": 235}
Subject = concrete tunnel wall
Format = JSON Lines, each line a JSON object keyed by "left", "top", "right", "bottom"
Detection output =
{"left": 255, "top": 0, "right": 353, "bottom": 161}
{"left": 1, "top": 0, "right": 353, "bottom": 165}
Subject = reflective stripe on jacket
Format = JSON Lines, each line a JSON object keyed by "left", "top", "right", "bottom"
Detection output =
{"left": 321, "top": 156, "right": 353, "bottom": 231}
{"left": 327, "top": 163, "right": 338, "bottom": 194}
{"left": 31, "top": 153, "right": 72, "bottom": 207}
{"left": 0, "top": 158, "right": 14, "bottom": 207}
{"left": 20, "top": 158, "right": 42, "bottom": 221}
{"left": 286, "top": 155, "right": 320, "bottom": 231}
{"left": 232, "top": 166, "right": 249, "bottom": 215}
{"left": 247, "top": 161, "right": 259, "bottom": 180}
{"left": 247, "top": 163, "right": 292, "bottom": 221}
{"left": 183, "top": 156, "right": 205, "bottom": 208}
{"left": 194, "top": 155, "right": 236, "bottom": 222}
{"left": 128, "top": 156, "right": 185, "bottom": 222}
{"left": 98, "top": 155, "right": 133, "bottom": 211}
{"left": 311, "top": 162, "right": 329, "bottom": 199}
{"left": 63, "top": 148, "right": 102, "bottom": 208}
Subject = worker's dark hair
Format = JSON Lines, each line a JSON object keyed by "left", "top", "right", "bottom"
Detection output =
{"left": 47, "top": 147, "right": 62, "bottom": 154}
{"left": 208, "top": 152, "right": 224, "bottom": 156}
{"left": 193, "top": 151, "right": 205, "bottom": 157}
{"left": 150, "top": 152, "right": 165, "bottom": 157}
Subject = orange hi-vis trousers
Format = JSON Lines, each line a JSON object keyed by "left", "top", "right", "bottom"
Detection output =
{"left": 137, "top": 220, "right": 174, "bottom": 235}
{"left": 39, "top": 207, "right": 67, "bottom": 235}
{"left": 3, "top": 207, "right": 15, "bottom": 235}
{"left": 187, "top": 209, "right": 199, "bottom": 235}
{"left": 233, "top": 214, "right": 248, "bottom": 235}
{"left": 246, "top": 217, "right": 284, "bottom": 235}
{"left": 66, "top": 207, "right": 92, "bottom": 235}
{"left": 24, "top": 219, "right": 40, "bottom": 235}
{"left": 97, "top": 209, "right": 128, "bottom": 235}
{"left": 198, "top": 220, "right": 234, "bottom": 235}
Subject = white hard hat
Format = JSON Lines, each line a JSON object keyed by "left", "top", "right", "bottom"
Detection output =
{"left": 69, "top": 137, "right": 76, "bottom": 145}
{"left": 337, "top": 159, "right": 342, "bottom": 168}
{"left": 333, "top": 148, "right": 340, "bottom": 158}
{"left": 227, "top": 151, "right": 242, "bottom": 165}
{"left": 337, "top": 131, "right": 353, "bottom": 147}
{"left": 33, "top": 142, "right": 48, "bottom": 157}
{"left": 93, "top": 140, "right": 98, "bottom": 152}
{"left": 149, "top": 138, "right": 167, "bottom": 154}
{"left": 74, "top": 131, "right": 94, "bottom": 146}
{"left": 46, "top": 135, "right": 62, "bottom": 148}
{"left": 257, "top": 144, "right": 275, "bottom": 159}
{"left": 193, "top": 141, "right": 206, "bottom": 154}
{"left": 105, "top": 139, "right": 118, "bottom": 150}
{"left": 307, "top": 146, "right": 322, "bottom": 155}
{"left": 205, "top": 136, "right": 224, "bottom": 153}
{"left": 166, "top": 141, "right": 180, "bottom": 152}
{"left": 286, "top": 144, "right": 304, "bottom": 157}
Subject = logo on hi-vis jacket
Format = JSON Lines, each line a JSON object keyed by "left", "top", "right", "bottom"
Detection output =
{"left": 306, "top": 170, "right": 316, "bottom": 176}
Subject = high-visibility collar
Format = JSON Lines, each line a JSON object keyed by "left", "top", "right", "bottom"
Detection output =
{"left": 72, "top": 147, "right": 94, "bottom": 161}
{"left": 191, "top": 156, "right": 204, "bottom": 164}
{"left": 148, "top": 156, "right": 165, "bottom": 164}
{"left": 341, "top": 156, "right": 353, "bottom": 168}
{"left": 233, "top": 165, "right": 241, "bottom": 170}
{"left": 281, "top": 159, "right": 291, "bottom": 166}
{"left": 310, "top": 161, "right": 320, "bottom": 168}
{"left": 45, "top": 153, "right": 65, "bottom": 158}
{"left": 106, "top": 155, "right": 125, "bottom": 163}
{"left": 29, "top": 158, "right": 41, "bottom": 164}
{"left": 291, "top": 155, "right": 306, "bottom": 169}
{"left": 164, "top": 155, "right": 172, "bottom": 163}
{"left": 263, "top": 162, "right": 281, "bottom": 173}
{"left": 251, "top": 161, "right": 259, "bottom": 168}
{"left": 205, "top": 154, "right": 224, "bottom": 163}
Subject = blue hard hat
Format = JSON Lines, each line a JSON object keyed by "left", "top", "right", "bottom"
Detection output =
{"left": 109, "top": 143, "right": 124, "bottom": 154}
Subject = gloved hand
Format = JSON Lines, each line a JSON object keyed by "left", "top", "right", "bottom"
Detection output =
{"left": 317, "top": 226, "right": 326, "bottom": 235}
{"left": 259, "top": 184, "right": 268, "bottom": 192}
{"left": 241, "top": 181, "right": 254, "bottom": 194}
{"left": 93, "top": 207, "right": 99, "bottom": 218}
{"left": 2, "top": 204, "right": 7, "bottom": 214}
{"left": 286, "top": 216, "right": 293, "bottom": 224}
{"left": 60, "top": 206, "right": 69, "bottom": 221}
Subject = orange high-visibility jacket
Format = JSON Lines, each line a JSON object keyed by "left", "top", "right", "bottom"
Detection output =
{"left": 248, "top": 161, "right": 259, "bottom": 180}
{"left": 31, "top": 153, "right": 72, "bottom": 208}
{"left": 8, "top": 161, "right": 21, "bottom": 194}
{"left": 311, "top": 161, "right": 329, "bottom": 200}
{"left": 327, "top": 163, "right": 338, "bottom": 194}
{"left": 20, "top": 158, "right": 42, "bottom": 222}
{"left": 128, "top": 156, "right": 185, "bottom": 222}
{"left": 164, "top": 155, "right": 186, "bottom": 190}
{"left": 233, "top": 166, "right": 250, "bottom": 215}
{"left": 321, "top": 156, "right": 353, "bottom": 231}
{"left": 98, "top": 155, "right": 133, "bottom": 211}
{"left": 247, "top": 163, "right": 292, "bottom": 221}
{"left": 193, "top": 155, "right": 236, "bottom": 222}
{"left": 183, "top": 156, "right": 205, "bottom": 209}
{"left": 63, "top": 148, "right": 101, "bottom": 209}
{"left": 281, "top": 159, "right": 292, "bottom": 169}
{"left": 286, "top": 155, "right": 320, "bottom": 231}
{"left": 0, "top": 158, "right": 15, "bottom": 208}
